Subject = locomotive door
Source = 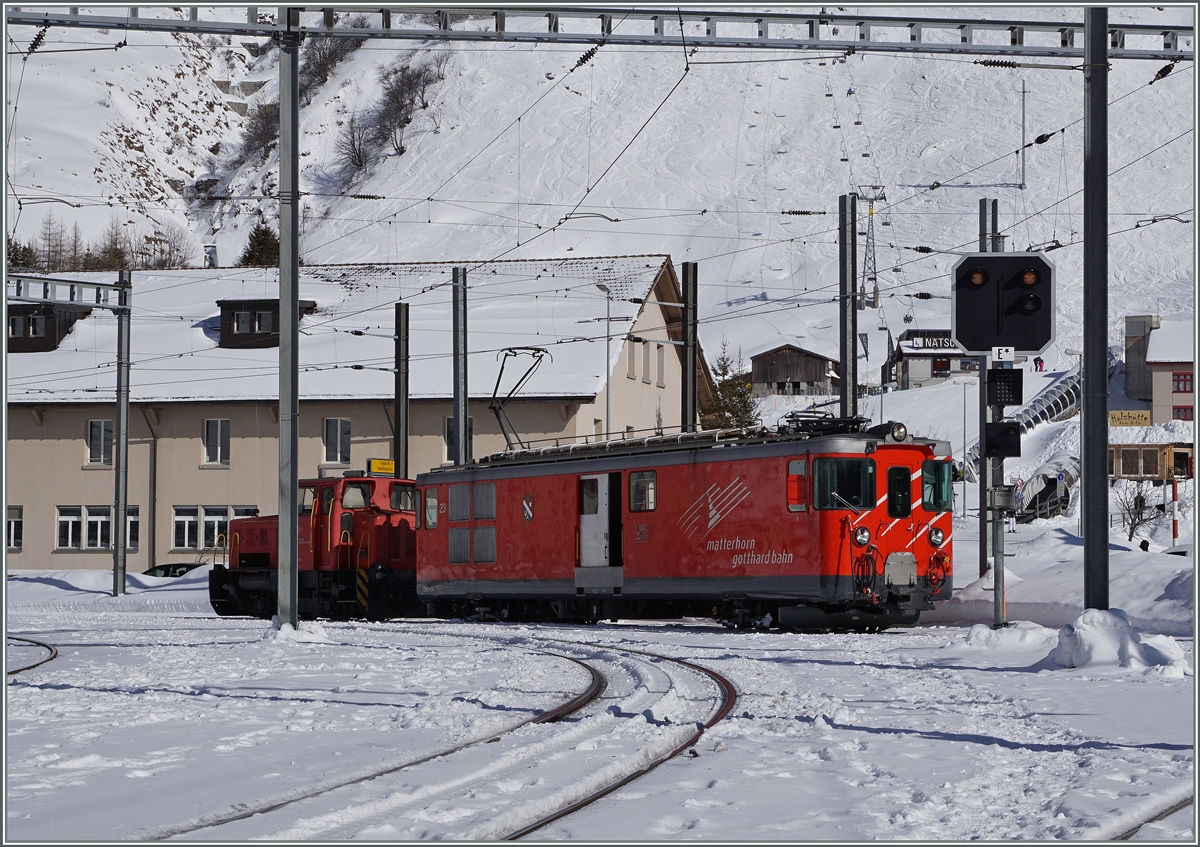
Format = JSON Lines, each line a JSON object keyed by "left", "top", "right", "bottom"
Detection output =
{"left": 579, "top": 473, "right": 623, "bottom": 567}
{"left": 579, "top": 475, "right": 608, "bottom": 566}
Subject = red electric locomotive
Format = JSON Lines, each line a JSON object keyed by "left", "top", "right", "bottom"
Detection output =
{"left": 209, "top": 460, "right": 420, "bottom": 619}
{"left": 415, "top": 417, "right": 954, "bottom": 630}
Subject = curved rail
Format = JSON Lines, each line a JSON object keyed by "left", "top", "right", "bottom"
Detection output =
{"left": 142, "top": 646, "right": 605, "bottom": 841}
{"left": 503, "top": 644, "right": 737, "bottom": 840}
{"left": 1112, "top": 795, "right": 1194, "bottom": 841}
{"left": 6, "top": 635, "right": 58, "bottom": 676}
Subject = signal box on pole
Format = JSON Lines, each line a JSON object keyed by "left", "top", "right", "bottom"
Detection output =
{"left": 951, "top": 253, "right": 1054, "bottom": 355}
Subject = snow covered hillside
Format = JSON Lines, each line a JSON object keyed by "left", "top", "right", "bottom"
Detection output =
{"left": 5, "top": 5, "right": 1194, "bottom": 385}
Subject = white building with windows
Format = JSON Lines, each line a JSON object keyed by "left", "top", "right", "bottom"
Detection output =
{"left": 6, "top": 256, "right": 709, "bottom": 571}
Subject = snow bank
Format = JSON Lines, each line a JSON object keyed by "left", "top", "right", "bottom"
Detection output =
{"left": 1051, "top": 609, "right": 1192, "bottom": 677}
{"left": 261, "top": 617, "right": 333, "bottom": 644}
{"left": 5, "top": 568, "right": 215, "bottom": 614}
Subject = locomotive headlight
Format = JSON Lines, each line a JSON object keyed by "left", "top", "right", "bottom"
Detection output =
{"left": 890, "top": 422, "right": 907, "bottom": 442}
{"left": 854, "top": 527, "right": 871, "bottom": 547}
{"left": 929, "top": 527, "right": 945, "bottom": 547}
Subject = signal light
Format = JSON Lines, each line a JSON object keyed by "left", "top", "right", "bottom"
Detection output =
{"left": 951, "top": 252, "right": 1055, "bottom": 355}
{"left": 1017, "top": 293, "right": 1041, "bottom": 314}
{"left": 968, "top": 268, "right": 988, "bottom": 287}
{"left": 1020, "top": 267, "right": 1041, "bottom": 286}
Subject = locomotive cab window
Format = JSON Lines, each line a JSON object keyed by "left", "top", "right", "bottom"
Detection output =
{"left": 886, "top": 467, "right": 912, "bottom": 518}
{"left": 424, "top": 488, "right": 438, "bottom": 529}
{"left": 813, "top": 458, "right": 875, "bottom": 510}
{"left": 299, "top": 487, "right": 316, "bottom": 516}
{"left": 320, "top": 488, "right": 334, "bottom": 515}
{"left": 629, "top": 471, "right": 657, "bottom": 512}
{"left": 922, "top": 460, "right": 953, "bottom": 512}
{"left": 391, "top": 483, "right": 417, "bottom": 512}
{"left": 787, "top": 459, "right": 808, "bottom": 512}
{"left": 341, "top": 483, "right": 371, "bottom": 510}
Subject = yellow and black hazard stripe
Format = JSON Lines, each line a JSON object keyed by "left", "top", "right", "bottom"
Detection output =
{"left": 356, "top": 569, "right": 369, "bottom": 613}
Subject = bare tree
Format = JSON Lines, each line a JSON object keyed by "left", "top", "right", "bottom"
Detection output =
{"left": 240, "top": 100, "right": 279, "bottom": 163}
{"left": 334, "top": 112, "right": 371, "bottom": 170}
{"left": 373, "top": 61, "right": 420, "bottom": 155}
{"left": 1112, "top": 479, "right": 1158, "bottom": 542}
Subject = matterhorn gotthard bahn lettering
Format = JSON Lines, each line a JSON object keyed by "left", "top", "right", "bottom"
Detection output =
{"left": 1, "top": 4, "right": 1193, "bottom": 843}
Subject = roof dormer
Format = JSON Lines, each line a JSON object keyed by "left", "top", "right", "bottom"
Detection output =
{"left": 216, "top": 298, "right": 316, "bottom": 349}
{"left": 7, "top": 303, "right": 92, "bottom": 353}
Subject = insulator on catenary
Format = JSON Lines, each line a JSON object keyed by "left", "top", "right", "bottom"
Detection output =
{"left": 573, "top": 47, "right": 598, "bottom": 70}
{"left": 976, "top": 59, "right": 1019, "bottom": 68}
{"left": 913, "top": 292, "right": 933, "bottom": 299}
{"left": 912, "top": 246, "right": 935, "bottom": 254}
{"left": 782, "top": 210, "right": 825, "bottom": 216}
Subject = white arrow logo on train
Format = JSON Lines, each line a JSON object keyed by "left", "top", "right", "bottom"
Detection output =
{"left": 677, "top": 478, "right": 752, "bottom": 538}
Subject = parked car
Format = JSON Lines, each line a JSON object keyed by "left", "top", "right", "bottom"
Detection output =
{"left": 143, "top": 562, "right": 207, "bottom": 579}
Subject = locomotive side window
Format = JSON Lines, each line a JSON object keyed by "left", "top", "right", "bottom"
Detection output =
{"left": 921, "top": 460, "right": 954, "bottom": 512}
{"left": 474, "top": 483, "right": 496, "bottom": 520}
{"left": 341, "top": 483, "right": 371, "bottom": 510}
{"left": 579, "top": 478, "right": 599, "bottom": 515}
{"left": 299, "top": 486, "right": 316, "bottom": 516}
{"left": 886, "top": 467, "right": 912, "bottom": 518}
{"left": 787, "top": 459, "right": 808, "bottom": 512}
{"left": 424, "top": 489, "right": 438, "bottom": 529}
{"left": 813, "top": 459, "right": 875, "bottom": 510}
{"left": 449, "top": 485, "right": 471, "bottom": 521}
{"left": 391, "top": 483, "right": 418, "bottom": 512}
{"left": 629, "top": 471, "right": 657, "bottom": 512}
{"left": 321, "top": 488, "right": 335, "bottom": 516}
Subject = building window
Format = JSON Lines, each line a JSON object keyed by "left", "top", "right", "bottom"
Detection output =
{"left": 255, "top": 311, "right": 273, "bottom": 333}
{"left": 233, "top": 505, "right": 259, "bottom": 519}
{"left": 630, "top": 471, "right": 657, "bottom": 512}
{"left": 86, "top": 506, "right": 112, "bottom": 549}
{"left": 204, "top": 418, "right": 231, "bottom": 465}
{"left": 7, "top": 506, "right": 23, "bottom": 550}
{"left": 1172, "top": 372, "right": 1193, "bottom": 393}
{"left": 324, "top": 418, "right": 351, "bottom": 463}
{"left": 627, "top": 339, "right": 637, "bottom": 378}
{"left": 232, "top": 311, "right": 252, "bottom": 333}
{"left": 29, "top": 315, "right": 46, "bottom": 337}
{"left": 657, "top": 344, "right": 666, "bottom": 388}
{"left": 57, "top": 507, "right": 82, "bottom": 549}
{"left": 1172, "top": 406, "right": 1194, "bottom": 421}
{"left": 203, "top": 506, "right": 229, "bottom": 548}
{"left": 8, "top": 315, "right": 25, "bottom": 337}
{"left": 127, "top": 506, "right": 140, "bottom": 550}
{"left": 174, "top": 507, "right": 199, "bottom": 549}
{"left": 87, "top": 420, "right": 113, "bottom": 465}
{"left": 642, "top": 342, "right": 652, "bottom": 384}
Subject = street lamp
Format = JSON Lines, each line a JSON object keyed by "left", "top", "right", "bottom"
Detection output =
{"left": 596, "top": 284, "right": 611, "bottom": 438}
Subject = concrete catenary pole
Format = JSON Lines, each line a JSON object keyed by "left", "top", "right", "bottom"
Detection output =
{"left": 681, "top": 262, "right": 698, "bottom": 433}
{"left": 1083, "top": 7, "right": 1109, "bottom": 610}
{"left": 452, "top": 267, "right": 469, "bottom": 466}
{"left": 395, "top": 302, "right": 409, "bottom": 479}
{"left": 276, "top": 7, "right": 301, "bottom": 628}
{"left": 111, "top": 270, "right": 132, "bottom": 597}
{"left": 839, "top": 194, "right": 858, "bottom": 419}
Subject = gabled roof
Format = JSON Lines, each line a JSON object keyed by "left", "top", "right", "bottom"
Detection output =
{"left": 748, "top": 342, "right": 836, "bottom": 363}
{"left": 6, "top": 255, "right": 678, "bottom": 404}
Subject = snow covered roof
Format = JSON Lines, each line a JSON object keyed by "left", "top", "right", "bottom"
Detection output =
{"left": 6, "top": 255, "right": 677, "bottom": 404}
{"left": 1145, "top": 316, "right": 1194, "bottom": 364}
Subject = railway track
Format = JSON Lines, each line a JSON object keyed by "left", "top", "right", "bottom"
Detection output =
{"left": 155, "top": 626, "right": 735, "bottom": 841}
{"left": 140, "top": 634, "right": 605, "bottom": 841}
{"left": 1111, "top": 793, "right": 1195, "bottom": 841}
{"left": 6, "top": 635, "right": 58, "bottom": 675}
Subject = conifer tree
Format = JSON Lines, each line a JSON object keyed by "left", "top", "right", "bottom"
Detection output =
{"left": 238, "top": 223, "right": 280, "bottom": 267}
{"left": 709, "top": 338, "right": 758, "bottom": 429}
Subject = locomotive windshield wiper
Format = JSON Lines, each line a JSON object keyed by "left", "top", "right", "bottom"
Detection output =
{"left": 832, "top": 492, "right": 864, "bottom": 514}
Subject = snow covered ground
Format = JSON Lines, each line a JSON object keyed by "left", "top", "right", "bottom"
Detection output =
{"left": 5, "top": 514, "right": 1194, "bottom": 842}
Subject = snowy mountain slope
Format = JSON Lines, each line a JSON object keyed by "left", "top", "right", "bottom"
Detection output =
{"left": 5, "top": 6, "right": 1194, "bottom": 388}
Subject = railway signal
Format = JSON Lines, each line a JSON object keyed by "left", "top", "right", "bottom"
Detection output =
{"left": 951, "top": 253, "right": 1054, "bottom": 355}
